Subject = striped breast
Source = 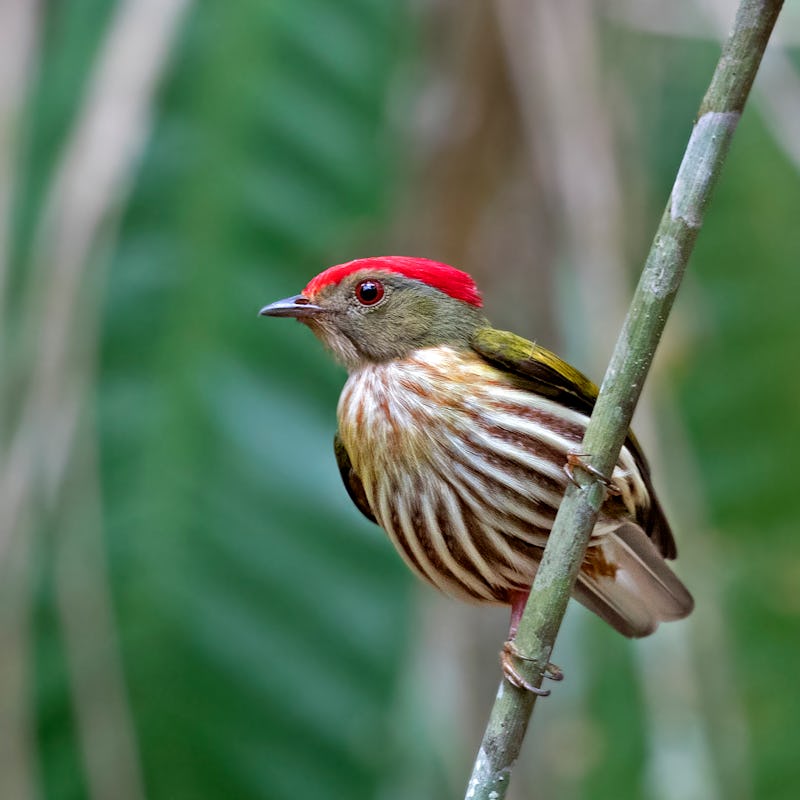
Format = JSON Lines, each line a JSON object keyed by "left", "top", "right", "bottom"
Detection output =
{"left": 336, "top": 346, "right": 650, "bottom": 604}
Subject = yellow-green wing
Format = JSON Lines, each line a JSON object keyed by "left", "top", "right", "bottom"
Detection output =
{"left": 470, "top": 327, "right": 676, "bottom": 559}
{"left": 334, "top": 431, "right": 377, "bottom": 525}
{"left": 471, "top": 327, "right": 599, "bottom": 416}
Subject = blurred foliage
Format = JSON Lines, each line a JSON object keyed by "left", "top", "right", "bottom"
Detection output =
{"left": 97, "top": 0, "right": 418, "bottom": 795}
{"left": 616, "top": 21, "right": 800, "bottom": 798}
{"left": 9, "top": 1, "right": 426, "bottom": 798}
{"left": 678, "top": 109, "right": 800, "bottom": 798}
{"left": 2, "top": 2, "right": 799, "bottom": 800}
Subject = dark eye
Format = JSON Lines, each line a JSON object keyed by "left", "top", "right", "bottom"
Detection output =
{"left": 355, "top": 279, "right": 385, "bottom": 306}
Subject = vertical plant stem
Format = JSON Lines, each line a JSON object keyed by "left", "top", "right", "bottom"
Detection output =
{"left": 465, "top": 1, "right": 784, "bottom": 797}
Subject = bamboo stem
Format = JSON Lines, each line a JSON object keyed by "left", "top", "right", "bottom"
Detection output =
{"left": 465, "top": 1, "right": 784, "bottom": 797}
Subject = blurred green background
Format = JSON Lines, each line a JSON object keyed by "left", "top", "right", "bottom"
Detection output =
{"left": 1, "top": 1, "right": 799, "bottom": 799}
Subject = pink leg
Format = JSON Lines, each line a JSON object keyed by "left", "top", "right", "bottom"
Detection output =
{"left": 564, "top": 452, "right": 621, "bottom": 495}
{"left": 508, "top": 589, "right": 530, "bottom": 639}
{"left": 500, "top": 589, "right": 564, "bottom": 694}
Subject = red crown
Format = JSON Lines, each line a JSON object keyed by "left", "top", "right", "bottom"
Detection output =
{"left": 304, "top": 256, "right": 483, "bottom": 308}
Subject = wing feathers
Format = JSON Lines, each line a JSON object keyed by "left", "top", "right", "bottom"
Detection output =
{"left": 334, "top": 432, "right": 377, "bottom": 524}
{"left": 575, "top": 524, "right": 693, "bottom": 638}
{"left": 471, "top": 327, "right": 678, "bottom": 561}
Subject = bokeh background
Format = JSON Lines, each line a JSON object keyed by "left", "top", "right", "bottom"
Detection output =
{"left": 1, "top": 1, "right": 799, "bottom": 798}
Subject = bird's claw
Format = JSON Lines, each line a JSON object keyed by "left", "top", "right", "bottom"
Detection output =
{"left": 500, "top": 640, "right": 564, "bottom": 695}
{"left": 564, "top": 452, "right": 621, "bottom": 496}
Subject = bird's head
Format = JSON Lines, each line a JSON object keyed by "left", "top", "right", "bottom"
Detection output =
{"left": 260, "top": 256, "right": 487, "bottom": 369}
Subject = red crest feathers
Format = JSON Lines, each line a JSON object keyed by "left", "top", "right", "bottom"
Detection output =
{"left": 303, "top": 256, "right": 483, "bottom": 308}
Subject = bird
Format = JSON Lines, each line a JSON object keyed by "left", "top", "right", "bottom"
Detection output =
{"left": 260, "top": 255, "right": 693, "bottom": 692}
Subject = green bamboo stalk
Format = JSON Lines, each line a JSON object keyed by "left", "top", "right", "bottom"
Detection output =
{"left": 465, "top": 1, "right": 784, "bottom": 797}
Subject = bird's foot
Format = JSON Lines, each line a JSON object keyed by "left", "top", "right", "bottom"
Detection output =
{"left": 500, "top": 640, "right": 564, "bottom": 695}
{"left": 564, "top": 452, "right": 621, "bottom": 496}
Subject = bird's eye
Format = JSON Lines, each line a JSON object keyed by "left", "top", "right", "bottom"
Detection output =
{"left": 355, "top": 279, "right": 385, "bottom": 306}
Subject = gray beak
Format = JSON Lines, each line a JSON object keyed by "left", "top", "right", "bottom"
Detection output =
{"left": 258, "top": 294, "right": 324, "bottom": 319}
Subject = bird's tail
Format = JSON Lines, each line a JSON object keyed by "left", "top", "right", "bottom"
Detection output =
{"left": 573, "top": 524, "right": 694, "bottom": 638}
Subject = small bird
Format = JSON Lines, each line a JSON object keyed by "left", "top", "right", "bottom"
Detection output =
{"left": 260, "top": 256, "right": 693, "bottom": 691}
